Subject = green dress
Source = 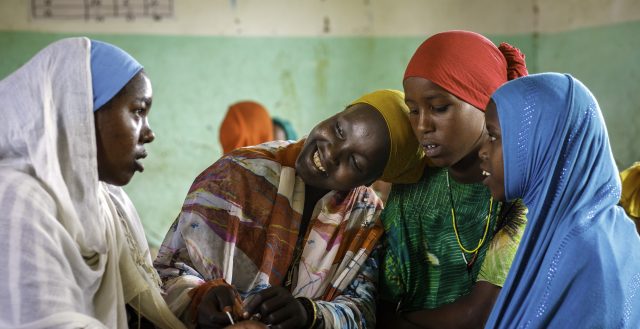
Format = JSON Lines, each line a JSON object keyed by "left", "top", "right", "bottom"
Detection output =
{"left": 379, "top": 167, "right": 526, "bottom": 312}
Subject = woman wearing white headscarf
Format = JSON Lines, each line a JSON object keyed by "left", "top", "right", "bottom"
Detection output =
{"left": 0, "top": 38, "right": 184, "bottom": 329}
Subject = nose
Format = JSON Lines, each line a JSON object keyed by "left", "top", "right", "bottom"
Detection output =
{"left": 478, "top": 140, "right": 489, "bottom": 161}
{"left": 323, "top": 141, "right": 342, "bottom": 168}
{"left": 414, "top": 109, "right": 434, "bottom": 135}
{"left": 141, "top": 119, "right": 155, "bottom": 144}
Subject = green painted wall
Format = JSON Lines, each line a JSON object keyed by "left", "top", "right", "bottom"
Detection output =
{"left": 0, "top": 23, "right": 636, "bottom": 247}
{"left": 535, "top": 21, "right": 640, "bottom": 169}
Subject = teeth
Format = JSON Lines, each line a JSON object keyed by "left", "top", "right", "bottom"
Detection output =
{"left": 426, "top": 144, "right": 437, "bottom": 149}
{"left": 482, "top": 170, "right": 491, "bottom": 176}
{"left": 313, "top": 150, "right": 326, "bottom": 173}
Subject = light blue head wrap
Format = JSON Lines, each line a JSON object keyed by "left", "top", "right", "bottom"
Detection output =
{"left": 485, "top": 73, "right": 640, "bottom": 328}
{"left": 90, "top": 40, "right": 143, "bottom": 111}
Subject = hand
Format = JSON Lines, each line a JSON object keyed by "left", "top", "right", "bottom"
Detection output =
{"left": 224, "top": 320, "right": 269, "bottom": 329}
{"left": 196, "top": 285, "right": 244, "bottom": 329}
{"left": 244, "top": 286, "right": 308, "bottom": 329}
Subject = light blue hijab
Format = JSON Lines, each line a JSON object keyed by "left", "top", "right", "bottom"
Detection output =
{"left": 90, "top": 40, "right": 143, "bottom": 111}
{"left": 485, "top": 73, "right": 640, "bottom": 328}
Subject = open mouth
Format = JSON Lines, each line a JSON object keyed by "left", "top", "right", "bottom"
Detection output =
{"left": 313, "top": 149, "right": 326, "bottom": 173}
{"left": 423, "top": 143, "right": 441, "bottom": 157}
{"left": 482, "top": 170, "right": 491, "bottom": 177}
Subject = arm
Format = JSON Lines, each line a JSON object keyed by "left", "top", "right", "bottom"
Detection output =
{"left": 399, "top": 282, "right": 500, "bottom": 329}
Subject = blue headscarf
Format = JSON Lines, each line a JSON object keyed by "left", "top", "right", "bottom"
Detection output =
{"left": 485, "top": 73, "right": 640, "bottom": 328}
{"left": 90, "top": 40, "right": 143, "bottom": 111}
{"left": 272, "top": 117, "right": 298, "bottom": 140}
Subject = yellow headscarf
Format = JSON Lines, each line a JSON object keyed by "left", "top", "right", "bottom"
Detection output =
{"left": 349, "top": 89, "right": 427, "bottom": 184}
{"left": 620, "top": 162, "right": 640, "bottom": 219}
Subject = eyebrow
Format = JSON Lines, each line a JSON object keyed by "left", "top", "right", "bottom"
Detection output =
{"left": 136, "top": 97, "right": 152, "bottom": 105}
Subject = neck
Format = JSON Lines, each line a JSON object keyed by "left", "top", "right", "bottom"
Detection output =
{"left": 448, "top": 151, "right": 483, "bottom": 184}
{"left": 302, "top": 185, "right": 330, "bottom": 225}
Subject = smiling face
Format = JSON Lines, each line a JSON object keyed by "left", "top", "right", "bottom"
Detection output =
{"left": 404, "top": 77, "right": 487, "bottom": 169}
{"left": 95, "top": 71, "right": 155, "bottom": 186}
{"left": 295, "top": 103, "right": 390, "bottom": 192}
{"left": 479, "top": 100, "right": 505, "bottom": 201}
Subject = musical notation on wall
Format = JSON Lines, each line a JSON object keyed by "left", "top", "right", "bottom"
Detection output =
{"left": 31, "top": 0, "right": 174, "bottom": 21}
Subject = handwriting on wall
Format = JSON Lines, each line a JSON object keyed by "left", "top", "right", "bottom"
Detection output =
{"left": 31, "top": 0, "right": 174, "bottom": 21}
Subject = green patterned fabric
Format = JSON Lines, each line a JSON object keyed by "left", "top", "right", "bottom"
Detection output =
{"left": 379, "top": 167, "right": 499, "bottom": 312}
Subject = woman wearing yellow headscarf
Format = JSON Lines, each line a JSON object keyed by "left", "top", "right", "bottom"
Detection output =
{"left": 155, "top": 90, "right": 425, "bottom": 329}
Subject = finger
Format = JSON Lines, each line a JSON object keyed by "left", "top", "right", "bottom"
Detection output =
{"left": 259, "top": 290, "right": 289, "bottom": 316}
{"left": 271, "top": 317, "right": 300, "bottom": 329}
{"left": 211, "top": 287, "right": 236, "bottom": 310}
{"left": 263, "top": 304, "right": 294, "bottom": 327}
{"left": 198, "top": 301, "right": 235, "bottom": 326}
{"left": 243, "top": 293, "right": 264, "bottom": 315}
{"left": 245, "top": 287, "right": 280, "bottom": 315}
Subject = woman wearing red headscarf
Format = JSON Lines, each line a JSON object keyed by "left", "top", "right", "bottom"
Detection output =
{"left": 377, "top": 31, "right": 529, "bottom": 329}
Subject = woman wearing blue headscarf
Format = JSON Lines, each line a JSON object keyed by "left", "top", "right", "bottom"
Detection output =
{"left": 479, "top": 73, "right": 640, "bottom": 328}
{"left": 0, "top": 38, "right": 184, "bottom": 328}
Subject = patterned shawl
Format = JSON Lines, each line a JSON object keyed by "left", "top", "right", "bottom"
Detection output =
{"left": 155, "top": 140, "right": 384, "bottom": 317}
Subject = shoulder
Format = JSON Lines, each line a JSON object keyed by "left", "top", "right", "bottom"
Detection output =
{"left": 0, "top": 170, "right": 57, "bottom": 218}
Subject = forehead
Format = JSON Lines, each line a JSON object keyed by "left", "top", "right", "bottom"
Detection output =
{"left": 340, "top": 103, "right": 385, "bottom": 131}
{"left": 403, "top": 77, "right": 462, "bottom": 101}
{"left": 342, "top": 104, "right": 389, "bottom": 154}
{"left": 485, "top": 101, "right": 499, "bottom": 127}
{"left": 121, "top": 72, "right": 152, "bottom": 100}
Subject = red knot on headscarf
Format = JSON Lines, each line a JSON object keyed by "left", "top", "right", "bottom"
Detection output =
{"left": 219, "top": 101, "right": 274, "bottom": 154}
{"left": 403, "top": 30, "right": 528, "bottom": 111}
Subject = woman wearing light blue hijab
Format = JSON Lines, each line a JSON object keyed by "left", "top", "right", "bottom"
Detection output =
{"left": 479, "top": 73, "right": 640, "bottom": 328}
{"left": 0, "top": 38, "right": 184, "bottom": 328}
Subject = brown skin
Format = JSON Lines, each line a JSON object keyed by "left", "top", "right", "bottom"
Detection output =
{"left": 95, "top": 71, "right": 154, "bottom": 186}
{"left": 199, "top": 103, "right": 391, "bottom": 329}
{"left": 404, "top": 77, "right": 487, "bottom": 184}
{"left": 378, "top": 77, "right": 499, "bottom": 329}
{"left": 377, "top": 282, "right": 500, "bottom": 329}
{"left": 479, "top": 101, "right": 506, "bottom": 201}
{"left": 224, "top": 320, "right": 268, "bottom": 329}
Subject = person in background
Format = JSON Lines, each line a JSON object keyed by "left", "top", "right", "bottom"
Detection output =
{"left": 377, "top": 30, "right": 529, "bottom": 329}
{"left": 0, "top": 38, "right": 184, "bottom": 328}
{"left": 155, "top": 90, "right": 426, "bottom": 329}
{"left": 272, "top": 116, "right": 299, "bottom": 141}
{"left": 480, "top": 73, "right": 640, "bottom": 328}
{"left": 220, "top": 100, "right": 274, "bottom": 154}
{"left": 619, "top": 162, "right": 640, "bottom": 234}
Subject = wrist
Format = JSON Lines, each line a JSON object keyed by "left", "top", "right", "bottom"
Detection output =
{"left": 296, "top": 297, "right": 319, "bottom": 329}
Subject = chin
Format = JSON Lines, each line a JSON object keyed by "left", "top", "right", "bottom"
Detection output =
{"left": 426, "top": 157, "right": 450, "bottom": 168}
{"left": 102, "top": 173, "right": 134, "bottom": 187}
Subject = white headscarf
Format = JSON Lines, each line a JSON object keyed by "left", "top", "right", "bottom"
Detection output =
{"left": 0, "top": 37, "right": 185, "bottom": 329}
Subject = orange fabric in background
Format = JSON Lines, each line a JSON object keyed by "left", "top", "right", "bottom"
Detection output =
{"left": 220, "top": 101, "right": 274, "bottom": 154}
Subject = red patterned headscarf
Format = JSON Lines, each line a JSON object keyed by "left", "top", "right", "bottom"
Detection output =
{"left": 404, "top": 30, "right": 528, "bottom": 111}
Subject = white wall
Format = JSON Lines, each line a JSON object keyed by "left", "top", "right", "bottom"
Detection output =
{"left": 2, "top": 0, "right": 639, "bottom": 36}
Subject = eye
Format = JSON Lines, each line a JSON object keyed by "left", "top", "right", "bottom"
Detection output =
{"left": 350, "top": 155, "right": 362, "bottom": 172}
{"left": 488, "top": 134, "right": 497, "bottom": 142}
{"left": 408, "top": 107, "right": 419, "bottom": 116}
{"left": 335, "top": 121, "right": 345, "bottom": 139}
{"left": 431, "top": 104, "right": 449, "bottom": 112}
